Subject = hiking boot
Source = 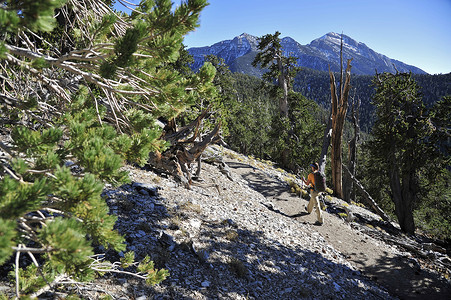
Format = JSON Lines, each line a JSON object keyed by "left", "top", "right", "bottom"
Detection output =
{"left": 313, "top": 221, "right": 323, "bottom": 226}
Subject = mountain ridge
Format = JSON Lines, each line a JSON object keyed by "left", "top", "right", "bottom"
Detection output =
{"left": 188, "top": 32, "right": 427, "bottom": 76}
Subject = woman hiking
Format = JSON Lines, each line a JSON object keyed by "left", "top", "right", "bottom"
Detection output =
{"left": 302, "top": 162, "right": 324, "bottom": 225}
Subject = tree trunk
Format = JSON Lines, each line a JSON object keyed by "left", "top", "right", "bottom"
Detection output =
{"left": 277, "top": 58, "right": 289, "bottom": 117}
{"left": 343, "top": 96, "right": 360, "bottom": 202}
{"left": 389, "top": 159, "right": 416, "bottom": 234}
{"left": 329, "top": 58, "right": 352, "bottom": 199}
{"left": 276, "top": 51, "right": 289, "bottom": 167}
{"left": 319, "top": 113, "right": 332, "bottom": 174}
{"left": 327, "top": 34, "right": 353, "bottom": 199}
{"left": 149, "top": 109, "right": 222, "bottom": 188}
{"left": 401, "top": 179, "right": 416, "bottom": 234}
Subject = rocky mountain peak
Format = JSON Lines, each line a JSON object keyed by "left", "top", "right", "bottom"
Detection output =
{"left": 188, "top": 32, "right": 427, "bottom": 75}
{"left": 237, "top": 32, "right": 258, "bottom": 44}
{"left": 318, "top": 31, "right": 342, "bottom": 41}
{"left": 281, "top": 36, "right": 298, "bottom": 43}
{"left": 309, "top": 32, "right": 370, "bottom": 59}
{"left": 321, "top": 32, "right": 360, "bottom": 48}
{"left": 231, "top": 33, "right": 258, "bottom": 52}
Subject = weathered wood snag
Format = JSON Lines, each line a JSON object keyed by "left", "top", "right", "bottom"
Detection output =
{"left": 343, "top": 165, "right": 391, "bottom": 223}
{"left": 343, "top": 94, "right": 360, "bottom": 203}
{"left": 329, "top": 57, "right": 352, "bottom": 199}
{"left": 149, "top": 109, "right": 222, "bottom": 187}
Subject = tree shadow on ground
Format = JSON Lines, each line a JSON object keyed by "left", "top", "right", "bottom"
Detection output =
{"left": 353, "top": 251, "right": 451, "bottom": 299}
{"left": 226, "top": 161, "right": 292, "bottom": 200}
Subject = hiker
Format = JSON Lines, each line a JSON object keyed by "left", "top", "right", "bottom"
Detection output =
{"left": 302, "top": 162, "right": 324, "bottom": 225}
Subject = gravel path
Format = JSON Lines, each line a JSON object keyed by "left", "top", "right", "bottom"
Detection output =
{"left": 223, "top": 154, "right": 451, "bottom": 299}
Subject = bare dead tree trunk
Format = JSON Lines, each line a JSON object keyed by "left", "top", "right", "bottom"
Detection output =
{"left": 149, "top": 109, "right": 222, "bottom": 187}
{"left": 319, "top": 113, "right": 332, "bottom": 174}
{"left": 329, "top": 55, "right": 352, "bottom": 199}
{"left": 343, "top": 94, "right": 360, "bottom": 202}
{"left": 275, "top": 50, "right": 290, "bottom": 168}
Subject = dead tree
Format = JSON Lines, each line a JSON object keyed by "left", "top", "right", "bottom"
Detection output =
{"left": 318, "top": 114, "right": 331, "bottom": 174}
{"left": 149, "top": 109, "right": 222, "bottom": 187}
{"left": 329, "top": 35, "right": 353, "bottom": 199}
{"left": 343, "top": 93, "right": 360, "bottom": 202}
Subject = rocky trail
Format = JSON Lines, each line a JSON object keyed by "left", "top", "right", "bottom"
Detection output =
{"left": 225, "top": 155, "right": 451, "bottom": 299}
{"left": 1, "top": 146, "right": 450, "bottom": 299}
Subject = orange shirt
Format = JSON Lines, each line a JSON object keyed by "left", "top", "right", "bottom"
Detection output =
{"left": 307, "top": 172, "right": 315, "bottom": 187}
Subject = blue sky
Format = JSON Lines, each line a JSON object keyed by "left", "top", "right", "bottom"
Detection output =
{"left": 114, "top": 0, "right": 451, "bottom": 74}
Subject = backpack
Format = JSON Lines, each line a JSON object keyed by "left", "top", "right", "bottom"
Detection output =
{"left": 314, "top": 171, "right": 326, "bottom": 192}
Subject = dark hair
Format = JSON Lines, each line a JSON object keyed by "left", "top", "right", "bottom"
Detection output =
{"left": 310, "top": 162, "right": 319, "bottom": 170}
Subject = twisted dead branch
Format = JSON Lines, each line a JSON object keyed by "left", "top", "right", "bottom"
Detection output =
{"left": 149, "top": 109, "right": 222, "bottom": 187}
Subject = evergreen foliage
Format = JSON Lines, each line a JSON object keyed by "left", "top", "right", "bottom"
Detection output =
{"left": 252, "top": 32, "right": 300, "bottom": 90}
{"left": 413, "top": 95, "right": 450, "bottom": 239}
{"left": 224, "top": 73, "right": 275, "bottom": 157}
{"left": 414, "top": 168, "right": 451, "bottom": 239}
{"left": 0, "top": 0, "right": 211, "bottom": 297}
{"left": 364, "top": 72, "right": 449, "bottom": 235}
{"left": 213, "top": 70, "right": 322, "bottom": 171}
{"left": 267, "top": 92, "right": 323, "bottom": 171}
{"left": 252, "top": 31, "right": 301, "bottom": 118}
{"left": 251, "top": 31, "right": 315, "bottom": 170}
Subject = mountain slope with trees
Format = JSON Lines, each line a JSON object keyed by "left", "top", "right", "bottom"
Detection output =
{"left": 188, "top": 33, "right": 450, "bottom": 132}
{"left": 0, "top": 0, "right": 450, "bottom": 298}
{"left": 207, "top": 32, "right": 450, "bottom": 241}
{"left": 293, "top": 69, "right": 451, "bottom": 132}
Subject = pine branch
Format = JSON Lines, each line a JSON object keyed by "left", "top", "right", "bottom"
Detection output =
{"left": 12, "top": 245, "right": 53, "bottom": 254}
{"left": 30, "top": 274, "right": 71, "bottom": 299}
{"left": 0, "top": 0, "right": 208, "bottom": 296}
{"left": 1, "top": 163, "right": 23, "bottom": 182}
{"left": 15, "top": 246, "right": 20, "bottom": 298}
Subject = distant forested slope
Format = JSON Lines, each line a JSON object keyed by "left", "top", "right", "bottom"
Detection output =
{"left": 293, "top": 69, "right": 451, "bottom": 132}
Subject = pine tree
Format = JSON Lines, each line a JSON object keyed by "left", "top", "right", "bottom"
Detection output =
{"left": 252, "top": 31, "right": 300, "bottom": 118}
{"left": 252, "top": 31, "right": 303, "bottom": 169}
{"left": 0, "top": 0, "right": 211, "bottom": 297}
{"left": 367, "top": 72, "right": 436, "bottom": 234}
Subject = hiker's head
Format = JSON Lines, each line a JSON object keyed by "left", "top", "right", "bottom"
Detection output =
{"left": 310, "top": 162, "right": 319, "bottom": 171}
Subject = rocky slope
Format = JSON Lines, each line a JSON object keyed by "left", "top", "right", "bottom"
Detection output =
{"left": 188, "top": 32, "right": 427, "bottom": 75}
{"left": 2, "top": 145, "right": 449, "bottom": 299}
{"left": 98, "top": 146, "right": 450, "bottom": 299}
{"left": 101, "top": 148, "right": 394, "bottom": 299}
